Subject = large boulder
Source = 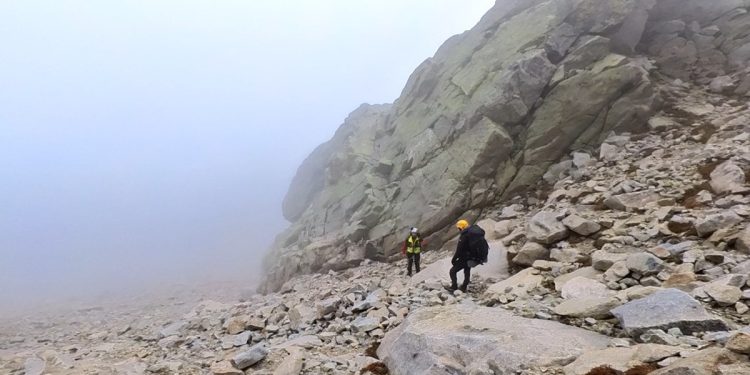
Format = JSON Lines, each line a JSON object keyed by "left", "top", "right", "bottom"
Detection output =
{"left": 378, "top": 304, "right": 610, "bottom": 375}
{"left": 527, "top": 211, "right": 569, "bottom": 245}
{"left": 611, "top": 289, "right": 729, "bottom": 338}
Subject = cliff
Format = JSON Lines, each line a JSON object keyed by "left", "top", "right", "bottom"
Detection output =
{"left": 261, "top": 0, "right": 750, "bottom": 293}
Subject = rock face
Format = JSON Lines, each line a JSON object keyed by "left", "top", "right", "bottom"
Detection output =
{"left": 377, "top": 304, "right": 610, "bottom": 375}
{"left": 611, "top": 289, "right": 729, "bottom": 337}
{"left": 260, "top": 0, "right": 671, "bottom": 292}
{"left": 262, "top": 0, "right": 750, "bottom": 293}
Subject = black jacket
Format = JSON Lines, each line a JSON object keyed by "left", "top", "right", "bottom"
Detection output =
{"left": 452, "top": 229, "right": 471, "bottom": 265}
{"left": 452, "top": 225, "right": 485, "bottom": 265}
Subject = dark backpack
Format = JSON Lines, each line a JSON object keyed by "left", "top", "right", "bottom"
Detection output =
{"left": 466, "top": 225, "right": 489, "bottom": 265}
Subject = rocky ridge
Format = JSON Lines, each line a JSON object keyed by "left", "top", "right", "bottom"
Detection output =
{"left": 261, "top": 0, "right": 750, "bottom": 294}
{"left": 2, "top": 81, "right": 748, "bottom": 373}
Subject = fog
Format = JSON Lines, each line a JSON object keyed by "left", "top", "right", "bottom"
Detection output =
{"left": 0, "top": 0, "right": 494, "bottom": 312}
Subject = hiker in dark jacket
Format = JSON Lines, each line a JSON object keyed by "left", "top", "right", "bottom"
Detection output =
{"left": 450, "top": 219, "right": 472, "bottom": 292}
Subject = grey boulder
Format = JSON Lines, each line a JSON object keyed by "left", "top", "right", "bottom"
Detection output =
{"left": 232, "top": 343, "right": 269, "bottom": 370}
{"left": 611, "top": 288, "right": 728, "bottom": 338}
{"left": 527, "top": 211, "right": 569, "bottom": 245}
{"left": 378, "top": 304, "right": 609, "bottom": 375}
{"left": 563, "top": 214, "right": 602, "bottom": 236}
{"left": 625, "top": 252, "right": 665, "bottom": 276}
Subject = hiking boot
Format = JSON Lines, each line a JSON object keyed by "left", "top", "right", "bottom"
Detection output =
{"left": 459, "top": 285, "right": 468, "bottom": 293}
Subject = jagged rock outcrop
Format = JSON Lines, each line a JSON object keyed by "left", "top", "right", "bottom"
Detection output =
{"left": 261, "top": 0, "right": 750, "bottom": 292}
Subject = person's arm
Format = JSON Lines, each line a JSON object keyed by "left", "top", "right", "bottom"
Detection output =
{"left": 455, "top": 235, "right": 470, "bottom": 261}
{"left": 451, "top": 237, "right": 462, "bottom": 264}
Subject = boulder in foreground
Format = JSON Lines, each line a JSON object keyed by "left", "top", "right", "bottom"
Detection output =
{"left": 378, "top": 304, "right": 609, "bottom": 375}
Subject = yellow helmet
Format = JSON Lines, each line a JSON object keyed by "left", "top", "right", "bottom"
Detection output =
{"left": 456, "top": 219, "right": 469, "bottom": 231}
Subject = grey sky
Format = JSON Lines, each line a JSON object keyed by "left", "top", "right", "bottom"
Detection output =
{"left": 0, "top": 0, "right": 494, "bottom": 309}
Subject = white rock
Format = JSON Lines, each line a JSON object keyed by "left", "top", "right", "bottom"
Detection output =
{"left": 561, "top": 277, "right": 613, "bottom": 299}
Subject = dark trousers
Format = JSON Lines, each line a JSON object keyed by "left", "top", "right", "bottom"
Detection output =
{"left": 407, "top": 252, "right": 421, "bottom": 276}
{"left": 449, "top": 262, "right": 471, "bottom": 290}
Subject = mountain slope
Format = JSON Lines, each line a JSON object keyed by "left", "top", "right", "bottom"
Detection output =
{"left": 261, "top": 0, "right": 750, "bottom": 293}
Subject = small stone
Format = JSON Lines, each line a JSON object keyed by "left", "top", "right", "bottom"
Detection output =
{"left": 736, "top": 302, "right": 749, "bottom": 314}
{"left": 696, "top": 211, "right": 742, "bottom": 237}
{"left": 647, "top": 245, "right": 671, "bottom": 259}
{"left": 527, "top": 211, "right": 569, "bottom": 245}
{"left": 272, "top": 349, "right": 304, "bottom": 375}
{"left": 704, "top": 283, "right": 742, "bottom": 306}
{"left": 668, "top": 216, "right": 694, "bottom": 233}
{"left": 561, "top": 277, "right": 612, "bottom": 299}
{"left": 592, "top": 250, "right": 629, "bottom": 272}
{"left": 704, "top": 331, "right": 735, "bottom": 344}
{"left": 288, "top": 304, "right": 316, "bottom": 330}
{"left": 718, "top": 363, "right": 750, "bottom": 375}
{"left": 640, "top": 329, "right": 680, "bottom": 345}
{"left": 315, "top": 297, "right": 341, "bottom": 318}
{"left": 640, "top": 277, "right": 661, "bottom": 287}
{"left": 553, "top": 297, "right": 620, "bottom": 319}
{"left": 225, "top": 317, "right": 247, "bottom": 335}
{"left": 711, "top": 160, "right": 747, "bottom": 194}
{"left": 709, "top": 75, "right": 736, "bottom": 93}
{"left": 232, "top": 343, "right": 269, "bottom": 370}
{"left": 667, "top": 328, "right": 683, "bottom": 337}
{"left": 704, "top": 251, "right": 725, "bottom": 264}
{"left": 210, "top": 361, "right": 243, "bottom": 375}
{"left": 736, "top": 225, "right": 750, "bottom": 254}
{"left": 513, "top": 242, "right": 550, "bottom": 267}
{"left": 725, "top": 332, "right": 750, "bottom": 354}
{"left": 658, "top": 357, "right": 680, "bottom": 367}
{"left": 350, "top": 317, "right": 379, "bottom": 333}
{"left": 562, "top": 214, "right": 602, "bottom": 236}
{"left": 24, "top": 357, "right": 46, "bottom": 375}
{"left": 600, "top": 143, "right": 618, "bottom": 161}
{"left": 610, "top": 338, "right": 631, "bottom": 347}
{"left": 536, "top": 312, "right": 552, "bottom": 320}
{"left": 158, "top": 321, "right": 186, "bottom": 338}
{"left": 625, "top": 253, "right": 665, "bottom": 276}
{"left": 247, "top": 317, "right": 266, "bottom": 331}
{"left": 605, "top": 191, "right": 661, "bottom": 211}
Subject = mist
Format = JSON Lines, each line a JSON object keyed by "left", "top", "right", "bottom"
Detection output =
{"left": 0, "top": 1, "right": 494, "bottom": 312}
